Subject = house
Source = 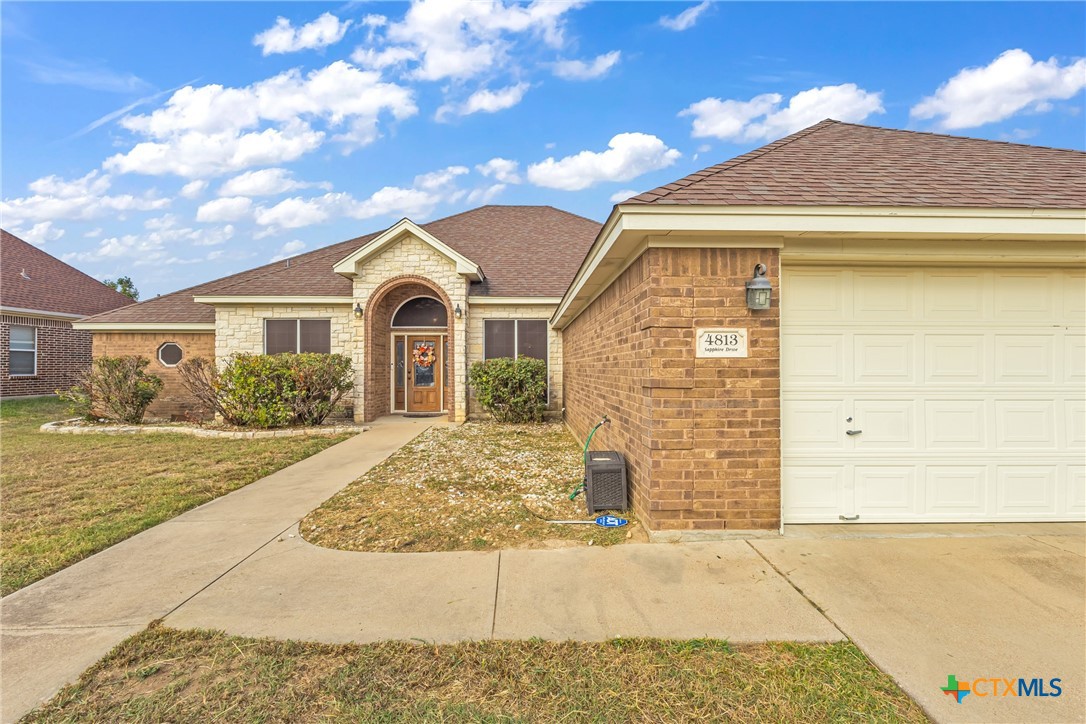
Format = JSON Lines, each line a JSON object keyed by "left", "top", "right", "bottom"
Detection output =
{"left": 1, "top": 230, "right": 135, "bottom": 398}
{"left": 74, "top": 120, "right": 1086, "bottom": 535}
{"left": 75, "top": 206, "right": 600, "bottom": 422}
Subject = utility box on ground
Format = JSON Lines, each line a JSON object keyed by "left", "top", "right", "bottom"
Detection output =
{"left": 584, "top": 451, "right": 628, "bottom": 514}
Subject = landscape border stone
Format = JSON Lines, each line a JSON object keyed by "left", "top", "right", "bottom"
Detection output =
{"left": 39, "top": 419, "right": 369, "bottom": 439}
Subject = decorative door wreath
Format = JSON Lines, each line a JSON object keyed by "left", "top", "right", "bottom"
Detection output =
{"left": 412, "top": 343, "right": 436, "bottom": 368}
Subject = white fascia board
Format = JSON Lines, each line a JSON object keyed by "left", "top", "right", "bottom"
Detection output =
{"left": 332, "top": 218, "right": 484, "bottom": 280}
{"left": 467, "top": 297, "right": 563, "bottom": 305}
{"left": 193, "top": 296, "right": 353, "bottom": 305}
{"left": 72, "top": 322, "right": 216, "bottom": 332}
{"left": 551, "top": 204, "right": 1086, "bottom": 329}
{"left": 0, "top": 306, "right": 85, "bottom": 321}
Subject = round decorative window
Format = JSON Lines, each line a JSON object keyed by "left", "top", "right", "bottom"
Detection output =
{"left": 157, "top": 342, "right": 183, "bottom": 367}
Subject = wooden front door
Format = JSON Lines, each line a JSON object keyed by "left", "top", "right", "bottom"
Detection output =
{"left": 406, "top": 335, "right": 442, "bottom": 412}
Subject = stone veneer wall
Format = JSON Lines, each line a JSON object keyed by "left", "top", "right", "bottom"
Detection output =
{"left": 352, "top": 235, "right": 468, "bottom": 422}
{"left": 212, "top": 304, "right": 354, "bottom": 364}
{"left": 91, "top": 331, "right": 215, "bottom": 420}
{"left": 563, "top": 247, "right": 781, "bottom": 533}
{"left": 466, "top": 303, "right": 563, "bottom": 416}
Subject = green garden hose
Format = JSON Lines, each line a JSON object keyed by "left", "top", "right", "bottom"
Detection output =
{"left": 569, "top": 415, "right": 609, "bottom": 500}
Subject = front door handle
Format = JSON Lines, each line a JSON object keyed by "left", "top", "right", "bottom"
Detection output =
{"left": 846, "top": 429, "right": 863, "bottom": 436}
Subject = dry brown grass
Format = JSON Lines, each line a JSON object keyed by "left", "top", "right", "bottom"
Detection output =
{"left": 25, "top": 626, "right": 929, "bottom": 722}
{"left": 0, "top": 397, "right": 351, "bottom": 595}
{"left": 303, "top": 422, "right": 636, "bottom": 553}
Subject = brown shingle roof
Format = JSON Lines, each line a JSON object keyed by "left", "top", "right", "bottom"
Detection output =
{"left": 82, "top": 205, "right": 600, "bottom": 325}
{"left": 1, "top": 230, "right": 135, "bottom": 317}
{"left": 629, "top": 120, "right": 1086, "bottom": 208}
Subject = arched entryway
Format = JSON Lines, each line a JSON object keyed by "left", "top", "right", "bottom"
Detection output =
{"left": 364, "top": 276, "right": 455, "bottom": 421}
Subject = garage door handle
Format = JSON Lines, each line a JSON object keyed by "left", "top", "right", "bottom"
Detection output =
{"left": 846, "top": 429, "right": 863, "bottom": 436}
{"left": 839, "top": 514, "right": 860, "bottom": 521}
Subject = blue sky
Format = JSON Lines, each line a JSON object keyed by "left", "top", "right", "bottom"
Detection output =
{"left": 3, "top": 1, "right": 1084, "bottom": 298}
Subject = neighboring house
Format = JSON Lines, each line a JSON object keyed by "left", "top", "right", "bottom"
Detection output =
{"left": 1, "top": 230, "right": 135, "bottom": 398}
{"left": 74, "top": 120, "right": 1086, "bottom": 535}
{"left": 75, "top": 206, "right": 600, "bottom": 422}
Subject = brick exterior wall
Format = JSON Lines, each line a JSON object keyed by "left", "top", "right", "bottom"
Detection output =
{"left": 563, "top": 247, "right": 781, "bottom": 533}
{"left": 0, "top": 315, "right": 92, "bottom": 397}
{"left": 467, "top": 303, "right": 563, "bottom": 416}
{"left": 92, "top": 332, "right": 216, "bottom": 421}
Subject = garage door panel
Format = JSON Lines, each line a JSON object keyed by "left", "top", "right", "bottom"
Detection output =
{"left": 994, "top": 335, "right": 1056, "bottom": 383}
{"left": 1064, "top": 272, "right": 1085, "bottom": 319}
{"left": 925, "top": 401, "right": 987, "bottom": 449}
{"left": 1068, "top": 467, "right": 1086, "bottom": 515}
{"left": 1065, "top": 335, "right": 1085, "bottom": 382}
{"left": 782, "top": 334, "right": 843, "bottom": 383}
{"left": 925, "top": 335, "right": 986, "bottom": 383}
{"left": 926, "top": 466, "right": 988, "bottom": 516}
{"left": 783, "top": 466, "right": 848, "bottom": 520}
{"left": 854, "top": 335, "right": 915, "bottom": 383}
{"left": 993, "top": 272, "right": 1058, "bottom": 321}
{"left": 852, "top": 271, "right": 917, "bottom": 321}
{"left": 856, "top": 466, "right": 918, "bottom": 517}
{"left": 923, "top": 271, "right": 988, "bottom": 321}
{"left": 853, "top": 400, "right": 917, "bottom": 449}
{"left": 1067, "top": 400, "right": 1086, "bottom": 449}
{"left": 995, "top": 400, "right": 1058, "bottom": 449}
{"left": 996, "top": 467, "right": 1058, "bottom": 516}
{"left": 782, "top": 400, "right": 846, "bottom": 449}
{"left": 783, "top": 270, "right": 845, "bottom": 322}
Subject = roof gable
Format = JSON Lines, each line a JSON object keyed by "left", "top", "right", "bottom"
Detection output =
{"left": 1, "top": 230, "right": 135, "bottom": 317}
{"left": 628, "top": 120, "right": 1086, "bottom": 209}
{"left": 332, "top": 218, "right": 483, "bottom": 280}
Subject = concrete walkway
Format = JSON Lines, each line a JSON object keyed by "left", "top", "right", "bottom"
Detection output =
{"left": 0, "top": 417, "right": 438, "bottom": 724}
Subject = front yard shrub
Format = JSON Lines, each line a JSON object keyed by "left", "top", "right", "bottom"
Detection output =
{"left": 58, "top": 355, "right": 163, "bottom": 424}
{"left": 178, "top": 353, "right": 353, "bottom": 428}
{"left": 468, "top": 357, "right": 548, "bottom": 423}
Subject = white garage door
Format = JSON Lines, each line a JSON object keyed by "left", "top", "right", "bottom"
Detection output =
{"left": 782, "top": 267, "right": 1086, "bottom": 523}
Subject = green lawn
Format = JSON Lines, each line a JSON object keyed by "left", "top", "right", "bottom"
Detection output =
{"left": 25, "top": 626, "right": 928, "bottom": 722}
{"left": 0, "top": 397, "right": 350, "bottom": 596}
{"left": 304, "top": 422, "right": 636, "bottom": 553}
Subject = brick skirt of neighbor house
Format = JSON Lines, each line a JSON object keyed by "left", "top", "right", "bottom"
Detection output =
{"left": 92, "top": 332, "right": 216, "bottom": 421}
{"left": 563, "top": 247, "right": 781, "bottom": 533}
{"left": 0, "top": 315, "right": 92, "bottom": 397}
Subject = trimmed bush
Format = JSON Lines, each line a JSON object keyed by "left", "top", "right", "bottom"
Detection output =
{"left": 468, "top": 356, "right": 548, "bottom": 423}
{"left": 58, "top": 356, "right": 163, "bottom": 424}
{"left": 178, "top": 353, "right": 354, "bottom": 428}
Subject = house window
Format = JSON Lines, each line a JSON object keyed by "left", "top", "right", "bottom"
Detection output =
{"left": 264, "top": 319, "right": 331, "bottom": 354}
{"left": 483, "top": 319, "right": 548, "bottom": 362}
{"left": 9, "top": 325, "right": 36, "bottom": 376}
{"left": 392, "top": 297, "right": 447, "bottom": 328}
{"left": 157, "top": 342, "right": 183, "bottom": 367}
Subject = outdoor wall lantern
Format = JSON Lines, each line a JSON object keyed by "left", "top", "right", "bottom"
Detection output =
{"left": 353, "top": 303, "right": 364, "bottom": 320}
{"left": 454, "top": 303, "right": 463, "bottom": 319}
{"left": 746, "top": 263, "right": 772, "bottom": 310}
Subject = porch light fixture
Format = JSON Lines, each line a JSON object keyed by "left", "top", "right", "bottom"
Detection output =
{"left": 454, "top": 303, "right": 463, "bottom": 319}
{"left": 745, "top": 263, "right": 772, "bottom": 310}
{"left": 353, "top": 303, "right": 364, "bottom": 320}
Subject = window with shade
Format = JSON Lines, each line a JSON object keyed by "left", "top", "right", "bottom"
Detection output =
{"left": 9, "top": 325, "right": 36, "bottom": 376}
{"left": 483, "top": 319, "right": 548, "bottom": 362}
{"left": 264, "top": 319, "right": 332, "bottom": 354}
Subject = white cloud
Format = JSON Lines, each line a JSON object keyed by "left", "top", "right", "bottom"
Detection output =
{"left": 659, "top": 1, "right": 711, "bottom": 31}
{"left": 526, "top": 132, "right": 681, "bottom": 191}
{"left": 179, "top": 179, "right": 208, "bottom": 199}
{"left": 355, "top": 0, "right": 584, "bottom": 83}
{"left": 196, "top": 196, "right": 253, "bottom": 223}
{"left": 553, "top": 51, "right": 621, "bottom": 80}
{"left": 911, "top": 49, "right": 1086, "bottom": 130}
{"left": 681, "top": 83, "right": 884, "bottom": 142}
{"left": 106, "top": 61, "right": 417, "bottom": 177}
{"left": 466, "top": 183, "right": 507, "bottom": 204}
{"left": 476, "top": 157, "right": 521, "bottom": 183}
{"left": 254, "top": 195, "right": 338, "bottom": 229}
{"left": 63, "top": 223, "right": 235, "bottom": 265}
{"left": 438, "top": 82, "right": 530, "bottom": 120}
{"left": 270, "top": 240, "right": 307, "bottom": 262}
{"left": 254, "top": 13, "right": 352, "bottom": 55}
{"left": 218, "top": 168, "right": 331, "bottom": 197}
{"left": 0, "top": 170, "right": 169, "bottom": 225}
{"left": 22, "top": 57, "right": 150, "bottom": 93}
{"left": 414, "top": 166, "right": 470, "bottom": 190}
{"left": 609, "top": 189, "right": 639, "bottom": 203}
{"left": 9, "top": 221, "right": 65, "bottom": 246}
{"left": 84, "top": 227, "right": 103, "bottom": 238}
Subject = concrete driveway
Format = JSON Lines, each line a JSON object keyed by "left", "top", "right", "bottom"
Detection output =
{"left": 752, "top": 523, "right": 1086, "bottom": 724}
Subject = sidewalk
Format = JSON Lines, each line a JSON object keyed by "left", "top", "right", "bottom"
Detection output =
{"left": 0, "top": 417, "right": 437, "bottom": 724}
